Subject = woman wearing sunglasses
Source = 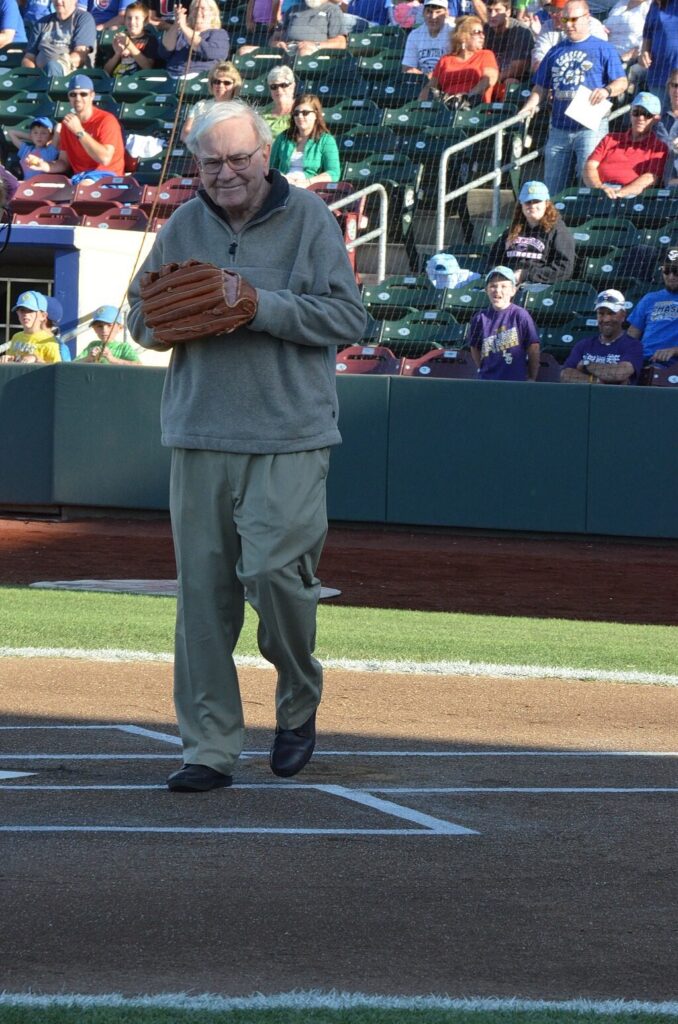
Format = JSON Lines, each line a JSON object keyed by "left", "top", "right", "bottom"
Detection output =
{"left": 269, "top": 93, "right": 340, "bottom": 187}
{"left": 262, "top": 65, "right": 297, "bottom": 139}
{"left": 181, "top": 60, "right": 242, "bottom": 140}
{"left": 420, "top": 16, "right": 499, "bottom": 104}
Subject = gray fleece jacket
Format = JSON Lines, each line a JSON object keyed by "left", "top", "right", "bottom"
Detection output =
{"left": 127, "top": 171, "right": 367, "bottom": 454}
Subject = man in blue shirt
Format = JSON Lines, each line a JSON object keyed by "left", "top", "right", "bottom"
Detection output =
{"left": 23, "top": 0, "right": 97, "bottom": 76}
{"left": 520, "top": 0, "right": 627, "bottom": 197}
{"left": 627, "top": 249, "right": 678, "bottom": 365}
{"left": 0, "top": 0, "right": 27, "bottom": 44}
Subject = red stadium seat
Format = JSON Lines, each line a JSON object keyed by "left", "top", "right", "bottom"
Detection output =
{"left": 12, "top": 175, "right": 74, "bottom": 212}
{"left": 400, "top": 347, "right": 477, "bottom": 378}
{"left": 536, "top": 352, "right": 563, "bottom": 383}
{"left": 12, "top": 204, "right": 82, "bottom": 226}
{"left": 336, "top": 344, "right": 401, "bottom": 375}
{"left": 71, "top": 176, "right": 143, "bottom": 215}
{"left": 642, "top": 362, "right": 678, "bottom": 387}
{"left": 140, "top": 176, "right": 199, "bottom": 215}
{"left": 80, "top": 206, "right": 149, "bottom": 230}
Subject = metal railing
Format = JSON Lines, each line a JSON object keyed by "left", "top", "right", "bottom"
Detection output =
{"left": 328, "top": 182, "right": 389, "bottom": 282}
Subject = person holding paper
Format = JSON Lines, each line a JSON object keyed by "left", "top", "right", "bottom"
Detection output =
{"left": 583, "top": 91, "right": 668, "bottom": 197}
{"left": 520, "top": 0, "right": 627, "bottom": 197}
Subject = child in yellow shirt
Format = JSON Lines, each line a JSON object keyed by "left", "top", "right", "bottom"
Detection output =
{"left": 5, "top": 291, "right": 61, "bottom": 364}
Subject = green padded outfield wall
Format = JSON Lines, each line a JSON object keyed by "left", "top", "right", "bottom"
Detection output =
{"left": 0, "top": 364, "right": 56, "bottom": 505}
{"left": 328, "top": 376, "right": 389, "bottom": 522}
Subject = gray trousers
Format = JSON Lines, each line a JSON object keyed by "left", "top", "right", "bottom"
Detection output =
{"left": 169, "top": 447, "right": 330, "bottom": 774}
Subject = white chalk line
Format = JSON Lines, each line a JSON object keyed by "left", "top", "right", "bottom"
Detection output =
{"left": 1, "top": 645, "right": 676, "bottom": 686}
{"left": 1, "top": 991, "right": 678, "bottom": 1016}
{"left": 2, "top": 750, "right": 678, "bottom": 758}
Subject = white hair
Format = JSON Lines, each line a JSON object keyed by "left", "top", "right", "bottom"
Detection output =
{"left": 186, "top": 99, "right": 273, "bottom": 154}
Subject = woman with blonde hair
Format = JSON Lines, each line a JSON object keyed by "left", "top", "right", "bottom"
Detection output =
{"left": 421, "top": 15, "right": 498, "bottom": 104}
{"left": 262, "top": 64, "right": 297, "bottom": 139}
{"left": 269, "top": 92, "right": 340, "bottom": 187}
{"left": 158, "top": 0, "right": 230, "bottom": 78}
{"left": 181, "top": 60, "right": 242, "bottom": 140}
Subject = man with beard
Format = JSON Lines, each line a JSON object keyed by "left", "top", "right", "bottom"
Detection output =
{"left": 268, "top": 0, "right": 346, "bottom": 56}
{"left": 560, "top": 289, "right": 644, "bottom": 383}
{"left": 627, "top": 249, "right": 678, "bottom": 365}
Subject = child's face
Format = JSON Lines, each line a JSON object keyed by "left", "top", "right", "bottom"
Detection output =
{"left": 30, "top": 125, "right": 53, "bottom": 148}
{"left": 92, "top": 320, "right": 122, "bottom": 342}
{"left": 124, "top": 7, "right": 146, "bottom": 34}
{"left": 486, "top": 276, "right": 516, "bottom": 310}
{"left": 17, "top": 307, "right": 47, "bottom": 333}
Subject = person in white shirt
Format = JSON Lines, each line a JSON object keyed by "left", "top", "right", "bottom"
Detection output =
{"left": 402, "top": 0, "right": 453, "bottom": 74}
{"left": 604, "top": 0, "right": 650, "bottom": 63}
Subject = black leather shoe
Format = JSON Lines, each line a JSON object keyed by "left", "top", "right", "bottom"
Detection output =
{"left": 167, "top": 764, "right": 233, "bottom": 792}
{"left": 270, "top": 710, "right": 316, "bottom": 778}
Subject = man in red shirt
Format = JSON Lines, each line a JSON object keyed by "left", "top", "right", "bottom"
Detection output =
{"left": 583, "top": 91, "right": 668, "bottom": 198}
{"left": 28, "top": 73, "right": 125, "bottom": 183}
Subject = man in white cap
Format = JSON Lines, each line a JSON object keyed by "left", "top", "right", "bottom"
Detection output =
{"left": 402, "top": 0, "right": 452, "bottom": 76}
{"left": 583, "top": 91, "right": 668, "bottom": 198}
{"left": 560, "top": 289, "right": 643, "bottom": 383}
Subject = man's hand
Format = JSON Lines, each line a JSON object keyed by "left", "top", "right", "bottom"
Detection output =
{"left": 62, "top": 112, "right": 85, "bottom": 136}
{"left": 589, "top": 87, "right": 611, "bottom": 105}
{"left": 651, "top": 346, "right": 678, "bottom": 362}
{"left": 601, "top": 185, "right": 620, "bottom": 199}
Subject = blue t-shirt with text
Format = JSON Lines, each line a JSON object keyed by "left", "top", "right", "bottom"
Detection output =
{"left": 534, "top": 34, "right": 625, "bottom": 131}
{"left": 627, "top": 288, "right": 678, "bottom": 358}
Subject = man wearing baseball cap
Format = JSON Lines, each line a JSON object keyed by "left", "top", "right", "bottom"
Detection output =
{"left": 469, "top": 265, "right": 541, "bottom": 380}
{"left": 583, "top": 92, "right": 668, "bottom": 198}
{"left": 76, "top": 305, "right": 141, "bottom": 365}
{"left": 25, "top": 74, "right": 125, "bottom": 183}
{"left": 22, "top": 0, "right": 96, "bottom": 77}
{"left": 2, "top": 291, "right": 61, "bottom": 364}
{"left": 560, "top": 289, "right": 643, "bottom": 384}
{"left": 627, "top": 249, "right": 678, "bottom": 365}
{"left": 402, "top": 0, "right": 452, "bottom": 76}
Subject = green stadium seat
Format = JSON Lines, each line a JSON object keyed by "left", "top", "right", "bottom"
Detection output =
{"left": 570, "top": 217, "right": 637, "bottom": 254}
{"left": 369, "top": 77, "right": 422, "bottom": 108}
{"left": 439, "top": 281, "right": 489, "bottom": 321}
{"left": 552, "top": 187, "right": 618, "bottom": 225}
{"left": 177, "top": 74, "right": 210, "bottom": 100}
{"left": 337, "top": 126, "right": 399, "bottom": 161}
{"left": 0, "top": 46, "right": 27, "bottom": 68}
{"left": 0, "top": 67, "right": 49, "bottom": 95}
{"left": 382, "top": 309, "right": 467, "bottom": 353}
{"left": 639, "top": 220, "right": 678, "bottom": 249}
{"left": 118, "top": 96, "right": 178, "bottom": 129}
{"left": 400, "top": 346, "right": 477, "bottom": 378}
{"left": 521, "top": 281, "right": 598, "bottom": 325}
{"left": 357, "top": 52, "right": 404, "bottom": 81}
{"left": 362, "top": 274, "right": 437, "bottom": 318}
{"left": 451, "top": 101, "right": 517, "bottom": 133}
{"left": 314, "top": 77, "right": 370, "bottom": 104}
{"left": 52, "top": 95, "right": 120, "bottom": 119}
{"left": 0, "top": 96, "right": 54, "bottom": 125}
{"left": 233, "top": 50, "right": 286, "bottom": 79}
{"left": 111, "top": 69, "right": 175, "bottom": 101}
{"left": 347, "top": 25, "right": 405, "bottom": 56}
{"left": 381, "top": 99, "right": 455, "bottom": 134}
{"left": 616, "top": 188, "right": 678, "bottom": 228}
{"left": 323, "top": 98, "right": 382, "bottom": 131}
{"left": 239, "top": 75, "right": 270, "bottom": 102}
{"left": 539, "top": 319, "right": 596, "bottom": 361}
{"left": 48, "top": 68, "right": 113, "bottom": 99}
{"left": 294, "top": 50, "right": 358, "bottom": 84}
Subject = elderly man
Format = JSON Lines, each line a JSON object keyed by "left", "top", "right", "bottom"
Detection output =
{"left": 560, "top": 289, "right": 644, "bottom": 384}
{"left": 583, "top": 91, "right": 668, "bottom": 198}
{"left": 268, "top": 0, "right": 347, "bottom": 57}
{"left": 627, "top": 249, "right": 678, "bottom": 365}
{"left": 26, "top": 74, "right": 125, "bottom": 183}
{"left": 521, "top": 0, "right": 627, "bottom": 198}
{"left": 402, "top": 0, "right": 451, "bottom": 76}
{"left": 127, "top": 101, "right": 366, "bottom": 793}
{"left": 22, "top": 0, "right": 96, "bottom": 77}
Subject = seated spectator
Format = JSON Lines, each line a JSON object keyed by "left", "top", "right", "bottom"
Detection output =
{"left": 104, "top": 2, "right": 159, "bottom": 75}
{"left": 269, "top": 92, "right": 341, "bottom": 187}
{"left": 158, "top": 0, "right": 229, "bottom": 78}
{"left": 261, "top": 64, "right": 297, "bottom": 139}
{"left": 0, "top": 0, "right": 27, "bottom": 47}
{"left": 603, "top": 0, "right": 650, "bottom": 66}
{"left": 2, "top": 291, "right": 61, "bottom": 364}
{"left": 560, "top": 289, "right": 644, "bottom": 383}
{"left": 468, "top": 265, "right": 541, "bottom": 380}
{"left": 583, "top": 92, "right": 668, "bottom": 198}
{"left": 7, "top": 117, "right": 60, "bottom": 181}
{"left": 421, "top": 15, "right": 499, "bottom": 104}
{"left": 266, "top": 0, "right": 347, "bottom": 58}
{"left": 244, "top": 0, "right": 281, "bottom": 48}
{"left": 655, "top": 67, "right": 678, "bottom": 184}
{"left": 627, "top": 249, "right": 678, "bottom": 365}
{"left": 484, "top": 0, "right": 532, "bottom": 95}
{"left": 181, "top": 60, "right": 242, "bottom": 141}
{"left": 76, "top": 306, "right": 141, "bottom": 364}
{"left": 487, "top": 180, "right": 575, "bottom": 285}
{"left": 531, "top": 0, "right": 607, "bottom": 72}
{"left": 22, "top": 0, "right": 97, "bottom": 77}
{"left": 402, "top": 0, "right": 451, "bottom": 77}
{"left": 26, "top": 75, "right": 126, "bottom": 184}
{"left": 337, "top": 0, "right": 395, "bottom": 34}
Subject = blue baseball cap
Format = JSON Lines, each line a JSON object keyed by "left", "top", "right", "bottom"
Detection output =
{"left": 13, "top": 290, "right": 48, "bottom": 312}
{"left": 92, "top": 305, "right": 124, "bottom": 325}
{"left": 30, "top": 116, "right": 54, "bottom": 130}
{"left": 518, "top": 180, "right": 550, "bottom": 203}
{"left": 68, "top": 74, "right": 94, "bottom": 92}
{"left": 46, "top": 297, "right": 63, "bottom": 324}
{"left": 485, "top": 265, "right": 516, "bottom": 285}
{"left": 632, "top": 92, "right": 661, "bottom": 116}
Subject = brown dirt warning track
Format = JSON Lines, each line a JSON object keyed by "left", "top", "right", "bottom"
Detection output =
{"left": 0, "top": 515, "right": 677, "bottom": 1001}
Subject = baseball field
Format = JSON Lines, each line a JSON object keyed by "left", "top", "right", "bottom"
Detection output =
{"left": 0, "top": 517, "right": 676, "bottom": 1023}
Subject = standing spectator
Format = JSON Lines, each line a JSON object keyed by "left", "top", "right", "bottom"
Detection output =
{"left": 266, "top": 0, "right": 347, "bottom": 58}
{"left": 402, "top": 0, "right": 451, "bottom": 77}
{"left": 469, "top": 265, "right": 541, "bottom": 380}
{"left": 2, "top": 292, "right": 61, "bottom": 364}
{"left": 158, "top": 0, "right": 229, "bottom": 78}
{"left": 337, "top": 0, "right": 395, "bottom": 34}
{"left": 484, "top": 0, "right": 532, "bottom": 93}
{"left": 104, "top": 2, "right": 159, "bottom": 75}
{"left": 0, "top": 0, "right": 27, "bottom": 46}
{"left": 531, "top": 0, "right": 607, "bottom": 72}
{"left": 7, "top": 117, "right": 60, "bottom": 181}
{"left": 583, "top": 91, "right": 668, "bottom": 197}
{"left": 261, "top": 65, "right": 297, "bottom": 139}
{"left": 76, "top": 306, "right": 141, "bottom": 364}
{"left": 487, "top": 180, "right": 575, "bottom": 284}
{"left": 22, "top": 0, "right": 97, "bottom": 76}
{"left": 26, "top": 74, "right": 126, "bottom": 183}
{"left": 603, "top": 0, "right": 650, "bottom": 65}
{"left": 269, "top": 92, "right": 341, "bottom": 187}
{"left": 520, "top": 1, "right": 627, "bottom": 198}
{"left": 560, "top": 289, "right": 644, "bottom": 383}
{"left": 244, "top": 0, "right": 280, "bottom": 48}
{"left": 656, "top": 67, "right": 678, "bottom": 183}
{"left": 421, "top": 15, "right": 499, "bottom": 102}
{"left": 126, "top": 101, "right": 366, "bottom": 792}
{"left": 639, "top": 0, "right": 678, "bottom": 98}
{"left": 627, "top": 250, "right": 678, "bottom": 364}
{"left": 181, "top": 60, "right": 242, "bottom": 141}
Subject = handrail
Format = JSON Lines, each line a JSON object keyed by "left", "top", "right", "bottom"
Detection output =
{"left": 328, "top": 182, "right": 389, "bottom": 283}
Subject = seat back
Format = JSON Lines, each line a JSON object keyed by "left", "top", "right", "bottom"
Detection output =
{"left": 336, "top": 344, "right": 401, "bottom": 374}
{"left": 13, "top": 204, "right": 82, "bottom": 226}
{"left": 400, "top": 347, "right": 477, "bottom": 378}
{"left": 71, "top": 176, "right": 143, "bottom": 214}
{"left": 81, "top": 206, "right": 149, "bottom": 230}
{"left": 12, "top": 174, "right": 74, "bottom": 211}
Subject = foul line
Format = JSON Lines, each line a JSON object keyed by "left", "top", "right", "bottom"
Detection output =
{"left": 1, "top": 645, "right": 676, "bottom": 687}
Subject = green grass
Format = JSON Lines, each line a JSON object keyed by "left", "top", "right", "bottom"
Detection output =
{"left": 0, "top": 587, "right": 676, "bottom": 678}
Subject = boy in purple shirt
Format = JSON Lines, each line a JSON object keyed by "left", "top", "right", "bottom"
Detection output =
{"left": 560, "top": 288, "right": 644, "bottom": 384}
{"left": 469, "top": 265, "right": 541, "bottom": 381}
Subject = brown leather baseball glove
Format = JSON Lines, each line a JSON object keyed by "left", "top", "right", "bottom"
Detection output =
{"left": 139, "top": 258, "right": 258, "bottom": 344}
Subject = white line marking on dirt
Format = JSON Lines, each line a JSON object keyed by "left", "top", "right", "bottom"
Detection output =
{"left": 0, "top": 825, "right": 450, "bottom": 836}
{"left": 116, "top": 724, "right": 182, "bottom": 745}
{"left": 0, "top": 771, "right": 34, "bottom": 780}
{"left": 1, "top": 645, "right": 676, "bottom": 686}
{"left": 317, "top": 784, "right": 478, "bottom": 835}
{"left": 2, "top": 750, "right": 677, "bottom": 760}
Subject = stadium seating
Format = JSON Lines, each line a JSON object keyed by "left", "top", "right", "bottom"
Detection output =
{"left": 81, "top": 206, "right": 149, "bottom": 230}
{"left": 336, "top": 344, "right": 401, "bottom": 374}
{"left": 141, "top": 176, "right": 199, "bottom": 215}
{"left": 0, "top": 67, "right": 49, "bottom": 95}
{"left": 535, "top": 352, "right": 563, "bottom": 383}
{"left": 440, "top": 281, "right": 489, "bottom": 321}
{"left": 569, "top": 217, "right": 637, "bottom": 255}
{"left": 13, "top": 204, "right": 81, "bottom": 226}
{"left": 71, "top": 176, "right": 144, "bottom": 215}
{"left": 400, "top": 347, "right": 477, "bottom": 378}
{"left": 323, "top": 98, "right": 383, "bottom": 131}
{"left": 12, "top": 174, "right": 74, "bottom": 212}
{"left": 521, "top": 281, "right": 598, "bottom": 326}
{"left": 49, "top": 69, "right": 113, "bottom": 99}
{"left": 643, "top": 362, "right": 678, "bottom": 387}
{"left": 0, "top": 96, "right": 54, "bottom": 125}
{"left": 362, "top": 275, "right": 437, "bottom": 318}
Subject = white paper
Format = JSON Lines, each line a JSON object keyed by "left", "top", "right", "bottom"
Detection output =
{"left": 564, "top": 85, "right": 612, "bottom": 130}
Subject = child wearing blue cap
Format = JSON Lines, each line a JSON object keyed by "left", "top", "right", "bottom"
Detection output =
{"left": 76, "top": 306, "right": 141, "bottom": 365}
{"left": 7, "top": 118, "right": 59, "bottom": 181}
{"left": 469, "top": 266, "right": 541, "bottom": 381}
{"left": 4, "top": 291, "right": 61, "bottom": 364}
{"left": 487, "top": 180, "right": 575, "bottom": 286}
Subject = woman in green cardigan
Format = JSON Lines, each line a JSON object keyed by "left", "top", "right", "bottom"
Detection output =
{"left": 269, "top": 93, "right": 341, "bottom": 188}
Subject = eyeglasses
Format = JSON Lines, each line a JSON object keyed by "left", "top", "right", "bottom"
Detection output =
{"left": 68, "top": 90, "right": 90, "bottom": 97}
{"left": 199, "top": 146, "right": 261, "bottom": 175}
{"left": 294, "top": 109, "right": 315, "bottom": 117}
{"left": 631, "top": 108, "right": 652, "bottom": 117}
{"left": 662, "top": 265, "right": 678, "bottom": 275}
{"left": 561, "top": 14, "right": 585, "bottom": 22}
{"left": 211, "top": 78, "right": 235, "bottom": 87}
{"left": 669, "top": 82, "right": 678, "bottom": 87}
{"left": 469, "top": 28, "right": 484, "bottom": 33}
{"left": 270, "top": 83, "right": 292, "bottom": 90}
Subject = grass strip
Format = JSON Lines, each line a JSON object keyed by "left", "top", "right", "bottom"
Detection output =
{"left": 0, "top": 587, "right": 676, "bottom": 678}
